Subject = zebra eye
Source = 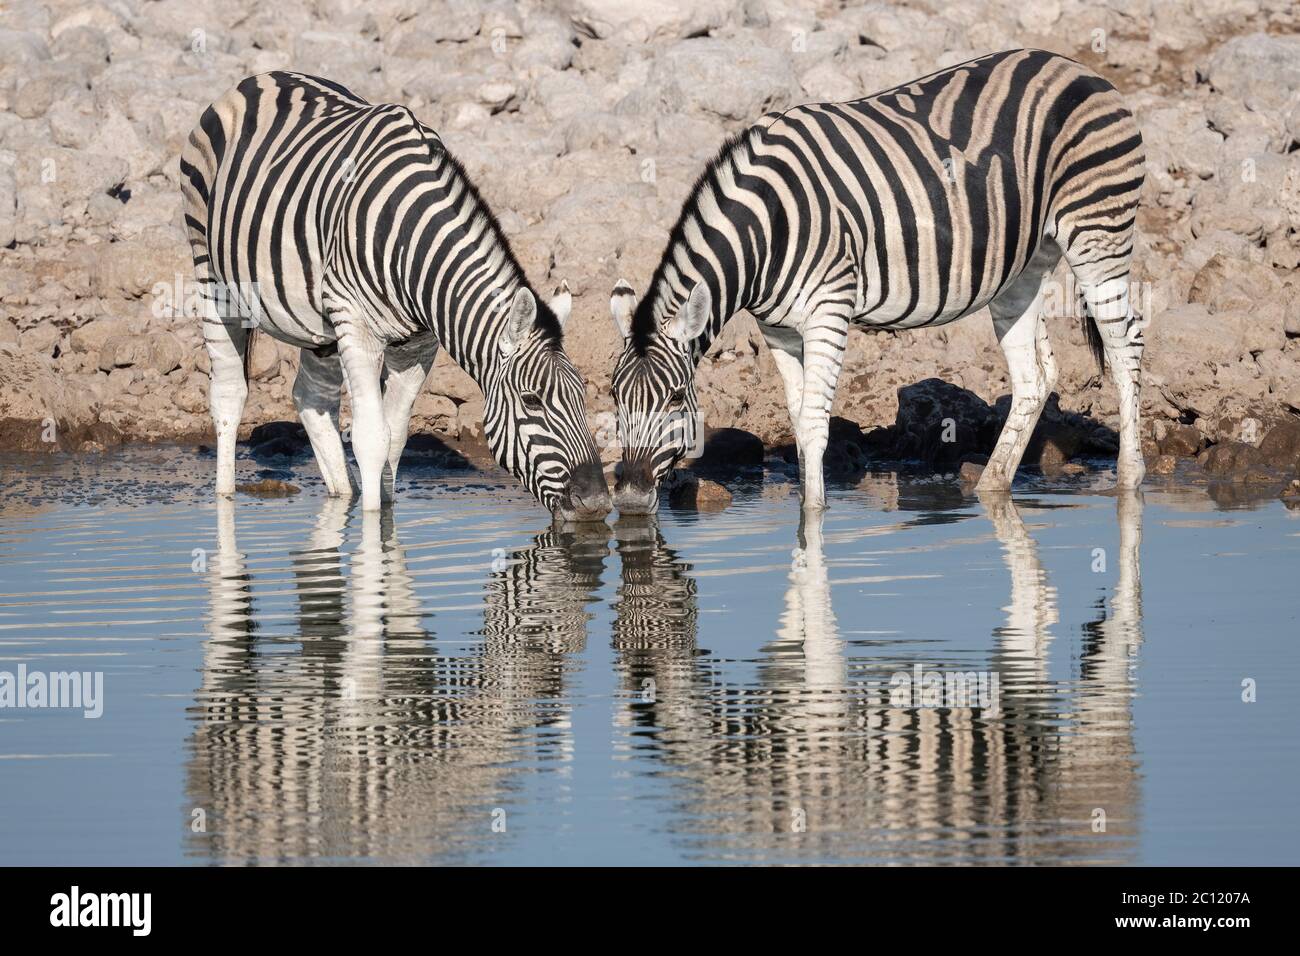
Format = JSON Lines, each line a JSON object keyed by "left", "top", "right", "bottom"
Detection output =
{"left": 668, "top": 387, "right": 687, "bottom": 407}
{"left": 521, "top": 391, "right": 545, "bottom": 412}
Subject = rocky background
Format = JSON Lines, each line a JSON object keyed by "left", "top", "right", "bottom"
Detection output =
{"left": 2, "top": 0, "right": 1300, "bottom": 486}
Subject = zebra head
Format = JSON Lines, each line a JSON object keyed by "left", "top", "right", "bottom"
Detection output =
{"left": 484, "top": 285, "right": 611, "bottom": 523}
{"left": 608, "top": 279, "right": 711, "bottom": 515}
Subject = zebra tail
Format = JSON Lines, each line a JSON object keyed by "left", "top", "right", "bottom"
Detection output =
{"left": 1081, "top": 303, "right": 1106, "bottom": 376}
{"left": 243, "top": 327, "right": 257, "bottom": 382}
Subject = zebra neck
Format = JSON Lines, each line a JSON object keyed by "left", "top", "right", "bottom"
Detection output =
{"left": 643, "top": 182, "right": 760, "bottom": 365}
{"left": 412, "top": 276, "right": 522, "bottom": 388}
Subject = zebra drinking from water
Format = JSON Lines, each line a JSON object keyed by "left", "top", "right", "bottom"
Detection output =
{"left": 181, "top": 72, "right": 611, "bottom": 518}
{"left": 609, "top": 49, "right": 1145, "bottom": 514}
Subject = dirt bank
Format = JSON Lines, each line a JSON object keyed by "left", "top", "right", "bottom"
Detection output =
{"left": 2, "top": 0, "right": 1299, "bottom": 487}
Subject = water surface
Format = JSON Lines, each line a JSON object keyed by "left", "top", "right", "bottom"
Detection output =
{"left": 0, "top": 448, "right": 1296, "bottom": 865}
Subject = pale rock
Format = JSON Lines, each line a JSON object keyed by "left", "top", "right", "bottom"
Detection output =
{"left": 70, "top": 316, "right": 128, "bottom": 354}
{"left": 564, "top": 0, "right": 733, "bottom": 41}
{"left": 1206, "top": 34, "right": 1300, "bottom": 132}
{"left": 624, "top": 36, "right": 797, "bottom": 121}
{"left": 10, "top": 146, "right": 128, "bottom": 239}
{"left": 1188, "top": 254, "right": 1287, "bottom": 343}
{"left": 247, "top": 332, "right": 281, "bottom": 381}
{"left": 86, "top": 107, "right": 167, "bottom": 182}
{"left": 50, "top": 25, "right": 111, "bottom": 69}
{"left": 837, "top": 3, "right": 955, "bottom": 54}
{"left": 20, "top": 321, "right": 62, "bottom": 356}
{"left": 50, "top": 4, "right": 131, "bottom": 41}
{"left": 477, "top": 80, "right": 518, "bottom": 112}
{"left": 99, "top": 333, "right": 151, "bottom": 371}
{"left": 13, "top": 63, "right": 84, "bottom": 119}
{"left": 0, "top": 159, "right": 15, "bottom": 247}
{"left": 799, "top": 61, "right": 858, "bottom": 103}
{"left": 0, "top": 30, "right": 50, "bottom": 68}
{"left": 450, "top": 101, "right": 492, "bottom": 129}
{"left": 148, "top": 332, "right": 185, "bottom": 374}
{"left": 46, "top": 88, "right": 98, "bottom": 149}
{"left": 1017, "top": 1, "right": 1061, "bottom": 33}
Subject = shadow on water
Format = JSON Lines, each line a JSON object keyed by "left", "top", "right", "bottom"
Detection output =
{"left": 185, "top": 483, "right": 1145, "bottom": 865}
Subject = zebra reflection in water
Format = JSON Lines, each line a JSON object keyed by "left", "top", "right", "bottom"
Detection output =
{"left": 609, "top": 490, "right": 1144, "bottom": 864}
{"left": 190, "top": 489, "right": 1143, "bottom": 863}
{"left": 187, "top": 500, "right": 607, "bottom": 864}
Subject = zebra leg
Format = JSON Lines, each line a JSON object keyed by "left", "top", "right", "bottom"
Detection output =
{"left": 793, "top": 312, "right": 850, "bottom": 512}
{"left": 759, "top": 324, "right": 806, "bottom": 467}
{"left": 205, "top": 319, "right": 250, "bottom": 497}
{"left": 1079, "top": 279, "right": 1145, "bottom": 489}
{"left": 293, "top": 346, "right": 351, "bottom": 497}
{"left": 336, "top": 322, "right": 390, "bottom": 512}
{"left": 380, "top": 332, "right": 440, "bottom": 502}
{"left": 976, "top": 245, "right": 1061, "bottom": 493}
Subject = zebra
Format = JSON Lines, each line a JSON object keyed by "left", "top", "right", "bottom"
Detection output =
{"left": 608, "top": 49, "right": 1145, "bottom": 514}
{"left": 180, "top": 72, "right": 611, "bottom": 519}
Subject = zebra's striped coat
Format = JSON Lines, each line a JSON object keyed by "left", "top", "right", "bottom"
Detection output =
{"left": 182, "top": 72, "right": 609, "bottom": 517}
{"left": 610, "top": 49, "right": 1146, "bottom": 512}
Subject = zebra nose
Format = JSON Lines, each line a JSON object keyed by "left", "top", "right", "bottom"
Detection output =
{"left": 614, "top": 460, "right": 659, "bottom": 516}
{"left": 565, "top": 461, "right": 612, "bottom": 519}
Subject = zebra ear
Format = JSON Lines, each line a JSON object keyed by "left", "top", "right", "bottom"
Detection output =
{"left": 666, "top": 283, "right": 711, "bottom": 344}
{"left": 610, "top": 279, "right": 636, "bottom": 341}
{"left": 549, "top": 280, "right": 572, "bottom": 329}
{"left": 500, "top": 287, "right": 536, "bottom": 356}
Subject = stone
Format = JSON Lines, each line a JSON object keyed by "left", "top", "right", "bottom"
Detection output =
{"left": 565, "top": 0, "right": 733, "bottom": 40}
{"left": 1155, "top": 422, "right": 1206, "bottom": 458}
{"left": 1257, "top": 420, "right": 1300, "bottom": 471}
{"left": 456, "top": 396, "right": 487, "bottom": 444}
{"left": 70, "top": 317, "right": 128, "bottom": 354}
{"left": 665, "top": 469, "right": 732, "bottom": 510}
{"left": 0, "top": 343, "right": 98, "bottom": 452}
{"left": 697, "top": 426, "right": 765, "bottom": 468}
{"left": 148, "top": 332, "right": 185, "bottom": 375}
{"left": 1197, "top": 441, "right": 1263, "bottom": 476}
{"left": 1187, "top": 254, "right": 1287, "bottom": 351}
{"left": 1207, "top": 34, "right": 1300, "bottom": 130}
{"left": 1281, "top": 479, "right": 1300, "bottom": 507}
{"left": 1146, "top": 304, "right": 1240, "bottom": 367}
{"left": 0, "top": 161, "right": 15, "bottom": 248}
{"left": 98, "top": 334, "right": 151, "bottom": 371}
{"left": 19, "top": 322, "right": 62, "bottom": 356}
{"left": 236, "top": 478, "right": 301, "bottom": 497}
{"left": 890, "top": 378, "right": 998, "bottom": 466}
{"left": 247, "top": 332, "right": 282, "bottom": 381}
{"left": 623, "top": 36, "right": 798, "bottom": 121}
{"left": 1149, "top": 453, "right": 1178, "bottom": 476}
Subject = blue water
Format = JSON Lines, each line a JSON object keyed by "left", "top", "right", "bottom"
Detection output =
{"left": 0, "top": 448, "right": 1296, "bottom": 865}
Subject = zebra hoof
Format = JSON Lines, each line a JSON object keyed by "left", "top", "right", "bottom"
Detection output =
{"left": 974, "top": 468, "right": 1013, "bottom": 494}
{"left": 1115, "top": 468, "right": 1145, "bottom": 490}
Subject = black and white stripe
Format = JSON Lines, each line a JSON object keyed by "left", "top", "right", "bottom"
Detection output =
{"left": 610, "top": 49, "right": 1146, "bottom": 512}
{"left": 181, "top": 71, "right": 609, "bottom": 518}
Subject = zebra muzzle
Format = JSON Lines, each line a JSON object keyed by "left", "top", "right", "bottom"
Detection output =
{"left": 556, "top": 460, "right": 612, "bottom": 522}
{"left": 613, "top": 459, "right": 659, "bottom": 516}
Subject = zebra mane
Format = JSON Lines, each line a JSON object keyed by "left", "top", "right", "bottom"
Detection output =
{"left": 430, "top": 142, "right": 564, "bottom": 348}
{"left": 629, "top": 128, "right": 759, "bottom": 355}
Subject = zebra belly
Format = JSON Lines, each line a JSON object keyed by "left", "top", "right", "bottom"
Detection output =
{"left": 248, "top": 297, "right": 335, "bottom": 350}
{"left": 205, "top": 252, "right": 335, "bottom": 349}
{"left": 851, "top": 289, "right": 1000, "bottom": 332}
